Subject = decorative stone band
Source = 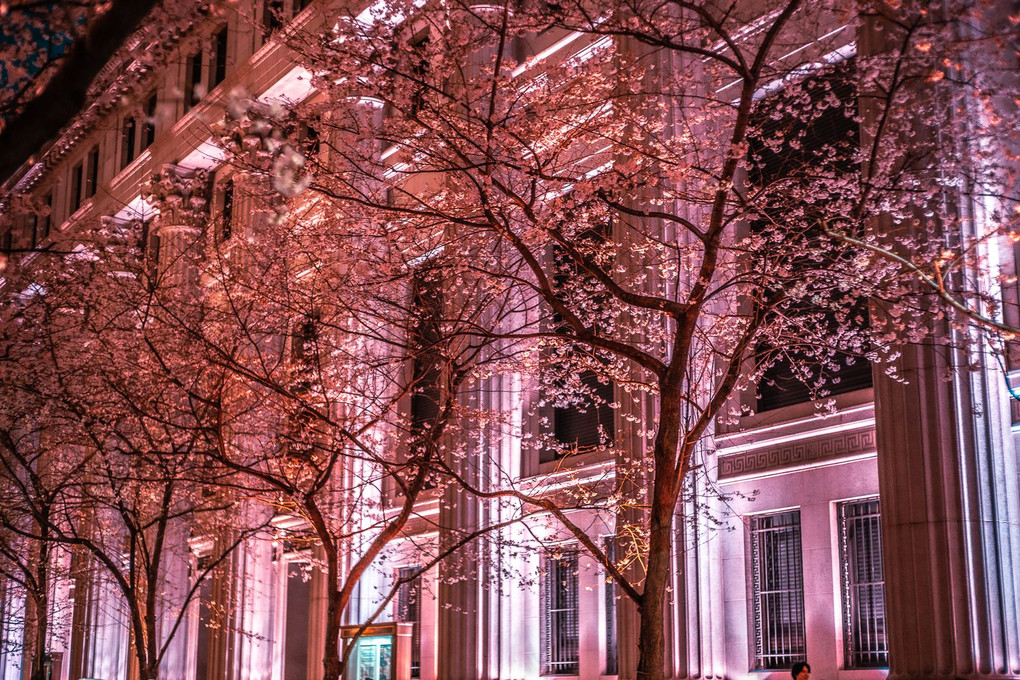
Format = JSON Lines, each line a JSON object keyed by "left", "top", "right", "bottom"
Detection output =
{"left": 717, "top": 426, "right": 877, "bottom": 480}
{"left": 141, "top": 164, "right": 211, "bottom": 230}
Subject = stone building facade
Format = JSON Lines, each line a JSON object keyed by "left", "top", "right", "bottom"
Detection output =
{"left": 1, "top": 2, "right": 1018, "bottom": 680}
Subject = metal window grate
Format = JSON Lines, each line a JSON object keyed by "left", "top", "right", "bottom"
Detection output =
{"left": 750, "top": 511, "right": 806, "bottom": 670}
{"left": 838, "top": 499, "right": 888, "bottom": 668}
{"left": 604, "top": 538, "right": 618, "bottom": 675}
{"left": 541, "top": 551, "right": 579, "bottom": 676}
{"left": 396, "top": 567, "right": 422, "bottom": 678}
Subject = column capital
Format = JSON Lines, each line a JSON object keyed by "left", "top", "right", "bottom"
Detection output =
{"left": 142, "top": 164, "right": 211, "bottom": 232}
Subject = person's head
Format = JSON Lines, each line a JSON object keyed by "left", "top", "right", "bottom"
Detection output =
{"left": 791, "top": 662, "right": 811, "bottom": 680}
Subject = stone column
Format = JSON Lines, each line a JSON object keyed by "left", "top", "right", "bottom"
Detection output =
{"left": 873, "top": 336, "right": 1020, "bottom": 680}
{"left": 861, "top": 8, "right": 1020, "bottom": 680}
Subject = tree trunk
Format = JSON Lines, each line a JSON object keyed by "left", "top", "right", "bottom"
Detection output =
{"left": 635, "top": 378, "right": 684, "bottom": 680}
{"left": 322, "top": 546, "right": 343, "bottom": 680}
{"left": 29, "top": 522, "right": 51, "bottom": 680}
{"left": 635, "top": 489, "right": 676, "bottom": 680}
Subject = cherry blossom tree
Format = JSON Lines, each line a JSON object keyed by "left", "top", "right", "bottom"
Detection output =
{"left": 100, "top": 97, "right": 540, "bottom": 679}
{"left": 267, "top": 1, "right": 1020, "bottom": 678}
{"left": 0, "top": 220, "right": 258, "bottom": 680}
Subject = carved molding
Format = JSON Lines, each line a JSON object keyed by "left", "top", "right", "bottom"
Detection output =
{"left": 717, "top": 427, "right": 876, "bottom": 479}
{"left": 142, "top": 164, "right": 210, "bottom": 230}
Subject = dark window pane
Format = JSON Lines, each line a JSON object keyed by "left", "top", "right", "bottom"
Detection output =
{"left": 213, "top": 26, "right": 228, "bottom": 86}
{"left": 121, "top": 116, "right": 137, "bottom": 169}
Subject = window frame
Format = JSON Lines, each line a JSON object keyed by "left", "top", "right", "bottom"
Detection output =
{"left": 540, "top": 549, "right": 580, "bottom": 676}
{"left": 837, "top": 498, "right": 888, "bottom": 669}
{"left": 396, "top": 566, "right": 423, "bottom": 679}
{"left": 749, "top": 510, "right": 806, "bottom": 671}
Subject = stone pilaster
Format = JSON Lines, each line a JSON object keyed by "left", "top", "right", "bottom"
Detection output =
{"left": 436, "top": 377, "right": 487, "bottom": 680}
{"left": 672, "top": 456, "right": 726, "bottom": 680}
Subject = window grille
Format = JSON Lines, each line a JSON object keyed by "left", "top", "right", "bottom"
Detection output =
{"left": 838, "top": 499, "right": 888, "bottom": 668}
{"left": 396, "top": 566, "right": 422, "bottom": 678}
{"left": 541, "top": 551, "right": 579, "bottom": 676}
{"left": 750, "top": 511, "right": 806, "bottom": 670}
{"left": 604, "top": 538, "right": 617, "bottom": 675}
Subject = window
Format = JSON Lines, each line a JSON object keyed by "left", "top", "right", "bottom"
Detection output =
{"left": 70, "top": 161, "right": 84, "bottom": 213}
{"left": 542, "top": 222, "right": 616, "bottom": 461}
{"left": 121, "top": 94, "right": 156, "bottom": 171}
{"left": 750, "top": 511, "right": 806, "bottom": 670}
{"left": 396, "top": 566, "right": 422, "bottom": 678}
{"left": 32, "top": 193, "right": 52, "bottom": 246}
{"left": 838, "top": 499, "right": 887, "bottom": 668}
{"left": 549, "top": 370, "right": 614, "bottom": 457}
{"left": 185, "top": 50, "right": 203, "bottom": 110}
{"left": 541, "top": 550, "right": 579, "bottom": 676}
{"left": 194, "top": 566, "right": 214, "bottom": 680}
{"left": 218, "top": 178, "right": 234, "bottom": 243}
{"left": 284, "top": 562, "right": 311, "bottom": 680}
{"left": 748, "top": 61, "right": 871, "bottom": 412}
{"left": 85, "top": 146, "right": 99, "bottom": 199}
{"left": 604, "top": 538, "right": 617, "bottom": 675}
{"left": 140, "top": 219, "right": 161, "bottom": 286}
{"left": 143, "top": 94, "right": 157, "bottom": 148}
{"left": 212, "top": 26, "right": 228, "bottom": 87}
{"left": 121, "top": 116, "right": 137, "bottom": 169}
{"left": 409, "top": 267, "right": 443, "bottom": 438}
{"left": 263, "top": 0, "right": 285, "bottom": 35}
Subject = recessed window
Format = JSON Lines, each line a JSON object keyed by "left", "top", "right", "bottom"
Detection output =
{"left": 185, "top": 50, "right": 203, "bottom": 110}
{"left": 121, "top": 116, "right": 137, "bottom": 169}
{"left": 541, "top": 550, "right": 579, "bottom": 676}
{"left": 262, "top": 0, "right": 285, "bottom": 35}
{"left": 212, "top": 26, "right": 228, "bottom": 87}
{"left": 85, "top": 146, "right": 99, "bottom": 199}
{"left": 70, "top": 161, "right": 84, "bottom": 213}
{"left": 748, "top": 61, "right": 871, "bottom": 412}
{"left": 396, "top": 566, "right": 423, "bottom": 678}
{"left": 218, "top": 178, "right": 234, "bottom": 243}
{"left": 283, "top": 562, "right": 311, "bottom": 680}
{"left": 750, "top": 510, "right": 806, "bottom": 670}
{"left": 542, "top": 221, "right": 616, "bottom": 461}
{"left": 604, "top": 538, "right": 617, "bottom": 675}
{"left": 32, "top": 193, "right": 52, "bottom": 246}
{"left": 143, "top": 94, "right": 157, "bottom": 148}
{"left": 409, "top": 267, "right": 443, "bottom": 438}
{"left": 838, "top": 499, "right": 888, "bottom": 668}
